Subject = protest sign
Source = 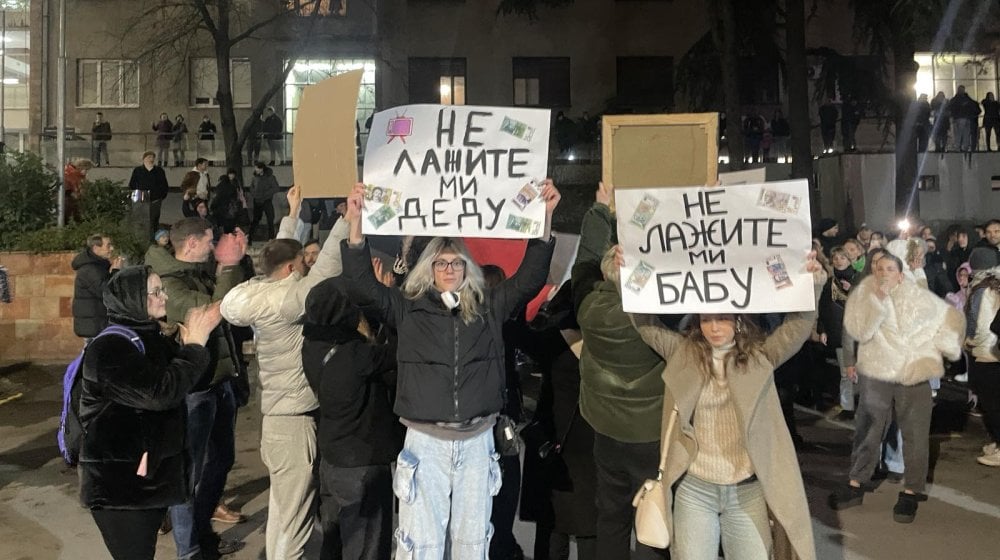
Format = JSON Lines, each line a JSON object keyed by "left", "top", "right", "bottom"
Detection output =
{"left": 292, "top": 70, "right": 363, "bottom": 198}
{"left": 719, "top": 167, "right": 766, "bottom": 186}
{"left": 361, "top": 104, "right": 551, "bottom": 238}
{"left": 602, "top": 113, "right": 718, "bottom": 190}
{"left": 616, "top": 179, "right": 814, "bottom": 314}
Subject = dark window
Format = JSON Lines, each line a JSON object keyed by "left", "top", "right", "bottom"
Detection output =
{"left": 408, "top": 58, "right": 467, "bottom": 104}
{"left": 512, "top": 57, "right": 570, "bottom": 108}
{"left": 616, "top": 56, "right": 673, "bottom": 109}
{"left": 739, "top": 56, "right": 780, "bottom": 104}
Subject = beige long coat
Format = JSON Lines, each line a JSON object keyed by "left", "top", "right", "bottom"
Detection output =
{"left": 630, "top": 309, "right": 817, "bottom": 560}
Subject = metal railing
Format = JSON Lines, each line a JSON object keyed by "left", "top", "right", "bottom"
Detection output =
{"left": 37, "top": 130, "right": 374, "bottom": 167}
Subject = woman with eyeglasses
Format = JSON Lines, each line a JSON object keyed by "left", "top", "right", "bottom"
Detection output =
{"left": 340, "top": 180, "right": 560, "bottom": 559}
{"left": 77, "top": 266, "right": 222, "bottom": 560}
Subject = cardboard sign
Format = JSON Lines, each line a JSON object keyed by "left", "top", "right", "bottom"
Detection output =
{"left": 616, "top": 180, "right": 814, "bottom": 314}
{"left": 361, "top": 104, "right": 551, "bottom": 238}
{"left": 292, "top": 70, "right": 363, "bottom": 198}
{"left": 602, "top": 113, "right": 718, "bottom": 190}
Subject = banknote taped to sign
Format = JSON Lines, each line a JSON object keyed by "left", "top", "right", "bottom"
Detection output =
{"left": 615, "top": 179, "right": 814, "bottom": 314}
{"left": 361, "top": 104, "right": 551, "bottom": 238}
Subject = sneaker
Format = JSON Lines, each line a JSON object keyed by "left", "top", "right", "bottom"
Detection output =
{"left": 212, "top": 503, "right": 247, "bottom": 524}
{"left": 983, "top": 442, "right": 998, "bottom": 455}
{"left": 977, "top": 449, "right": 1000, "bottom": 467}
{"left": 892, "top": 492, "right": 923, "bottom": 523}
{"left": 216, "top": 540, "right": 245, "bottom": 556}
{"left": 828, "top": 485, "right": 865, "bottom": 510}
{"left": 955, "top": 373, "right": 968, "bottom": 383}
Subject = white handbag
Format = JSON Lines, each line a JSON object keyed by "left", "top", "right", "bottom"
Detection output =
{"left": 632, "top": 405, "right": 679, "bottom": 549}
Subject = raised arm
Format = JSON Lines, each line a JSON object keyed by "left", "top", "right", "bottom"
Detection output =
{"left": 762, "top": 254, "right": 827, "bottom": 368}
{"left": 628, "top": 311, "right": 685, "bottom": 362}
{"left": 341, "top": 184, "right": 404, "bottom": 328}
{"left": 277, "top": 185, "right": 310, "bottom": 243}
{"left": 571, "top": 183, "right": 615, "bottom": 315}
{"left": 492, "top": 181, "right": 561, "bottom": 318}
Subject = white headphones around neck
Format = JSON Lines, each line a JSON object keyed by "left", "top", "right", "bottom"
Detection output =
{"left": 441, "top": 291, "right": 461, "bottom": 310}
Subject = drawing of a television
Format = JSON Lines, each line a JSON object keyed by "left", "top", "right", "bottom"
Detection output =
{"left": 387, "top": 116, "right": 413, "bottom": 137}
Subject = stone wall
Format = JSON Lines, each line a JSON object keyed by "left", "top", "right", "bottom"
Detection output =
{"left": 0, "top": 252, "right": 82, "bottom": 364}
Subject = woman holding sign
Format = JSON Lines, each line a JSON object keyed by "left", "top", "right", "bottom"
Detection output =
{"left": 622, "top": 247, "right": 825, "bottom": 560}
{"left": 340, "top": 180, "right": 560, "bottom": 559}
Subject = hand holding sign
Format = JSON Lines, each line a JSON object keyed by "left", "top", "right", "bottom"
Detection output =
{"left": 347, "top": 183, "right": 365, "bottom": 244}
{"left": 596, "top": 181, "right": 614, "bottom": 208}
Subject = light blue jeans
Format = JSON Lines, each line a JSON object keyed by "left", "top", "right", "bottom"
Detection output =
{"left": 393, "top": 427, "right": 502, "bottom": 560}
{"left": 673, "top": 474, "right": 771, "bottom": 560}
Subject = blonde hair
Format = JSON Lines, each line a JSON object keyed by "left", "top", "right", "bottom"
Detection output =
{"left": 685, "top": 314, "right": 764, "bottom": 377}
{"left": 402, "top": 237, "right": 485, "bottom": 324}
{"left": 71, "top": 158, "right": 94, "bottom": 171}
{"left": 600, "top": 246, "right": 619, "bottom": 284}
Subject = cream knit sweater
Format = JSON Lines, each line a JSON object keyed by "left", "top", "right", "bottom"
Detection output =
{"left": 687, "top": 342, "right": 756, "bottom": 484}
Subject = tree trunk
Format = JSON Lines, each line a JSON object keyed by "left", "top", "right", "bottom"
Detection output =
{"left": 893, "top": 42, "right": 918, "bottom": 217}
{"left": 711, "top": 0, "right": 745, "bottom": 170}
{"left": 785, "top": 0, "right": 812, "bottom": 184}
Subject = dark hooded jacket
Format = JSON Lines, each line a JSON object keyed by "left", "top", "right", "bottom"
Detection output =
{"left": 72, "top": 248, "right": 113, "bottom": 338}
{"left": 78, "top": 266, "right": 211, "bottom": 510}
{"left": 301, "top": 277, "right": 402, "bottom": 467}
{"left": 341, "top": 237, "right": 555, "bottom": 423}
{"left": 250, "top": 166, "right": 280, "bottom": 203}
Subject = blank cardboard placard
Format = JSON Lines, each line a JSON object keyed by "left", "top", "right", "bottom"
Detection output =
{"left": 292, "top": 69, "right": 363, "bottom": 198}
{"left": 602, "top": 113, "right": 718, "bottom": 189}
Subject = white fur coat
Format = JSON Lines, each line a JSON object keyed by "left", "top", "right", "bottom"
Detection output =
{"left": 843, "top": 275, "right": 965, "bottom": 386}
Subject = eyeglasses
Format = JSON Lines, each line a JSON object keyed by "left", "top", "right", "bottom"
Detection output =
{"left": 433, "top": 259, "right": 466, "bottom": 272}
{"left": 148, "top": 287, "right": 168, "bottom": 298}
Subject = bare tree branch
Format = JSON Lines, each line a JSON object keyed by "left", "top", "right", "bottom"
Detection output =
{"left": 228, "top": 0, "right": 322, "bottom": 46}
{"left": 192, "top": 0, "right": 220, "bottom": 36}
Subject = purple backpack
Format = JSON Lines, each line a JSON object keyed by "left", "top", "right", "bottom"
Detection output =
{"left": 57, "top": 325, "right": 145, "bottom": 466}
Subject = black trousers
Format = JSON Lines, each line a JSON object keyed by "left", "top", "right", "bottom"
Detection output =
{"left": 91, "top": 507, "right": 166, "bottom": 560}
{"left": 593, "top": 432, "right": 669, "bottom": 560}
{"left": 489, "top": 454, "right": 522, "bottom": 559}
{"left": 250, "top": 198, "right": 276, "bottom": 241}
{"left": 318, "top": 461, "right": 393, "bottom": 560}
{"left": 534, "top": 526, "right": 597, "bottom": 560}
{"left": 149, "top": 198, "right": 163, "bottom": 238}
{"left": 970, "top": 361, "right": 1000, "bottom": 442}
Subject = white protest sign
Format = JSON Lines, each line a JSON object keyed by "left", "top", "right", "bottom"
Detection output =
{"left": 361, "top": 104, "right": 551, "bottom": 238}
{"left": 616, "top": 180, "right": 814, "bottom": 314}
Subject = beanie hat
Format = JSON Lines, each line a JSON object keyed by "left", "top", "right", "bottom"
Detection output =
{"left": 816, "top": 218, "right": 837, "bottom": 235}
{"left": 968, "top": 247, "right": 999, "bottom": 272}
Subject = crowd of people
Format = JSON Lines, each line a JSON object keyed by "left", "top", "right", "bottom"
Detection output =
{"left": 66, "top": 166, "right": 1000, "bottom": 560}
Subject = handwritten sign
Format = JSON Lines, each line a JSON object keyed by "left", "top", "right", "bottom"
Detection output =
{"left": 361, "top": 104, "right": 550, "bottom": 238}
{"left": 616, "top": 180, "right": 814, "bottom": 314}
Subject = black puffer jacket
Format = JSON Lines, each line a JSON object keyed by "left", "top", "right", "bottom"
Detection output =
{"left": 72, "top": 248, "right": 113, "bottom": 338}
{"left": 302, "top": 277, "right": 402, "bottom": 467}
{"left": 341, "top": 237, "right": 554, "bottom": 423}
{"left": 78, "top": 267, "right": 211, "bottom": 510}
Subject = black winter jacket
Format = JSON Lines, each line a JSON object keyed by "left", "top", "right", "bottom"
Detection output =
{"left": 78, "top": 266, "right": 211, "bottom": 510}
{"left": 341, "top": 237, "right": 555, "bottom": 423}
{"left": 72, "top": 249, "right": 113, "bottom": 338}
{"left": 303, "top": 334, "right": 402, "bottom": 467}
